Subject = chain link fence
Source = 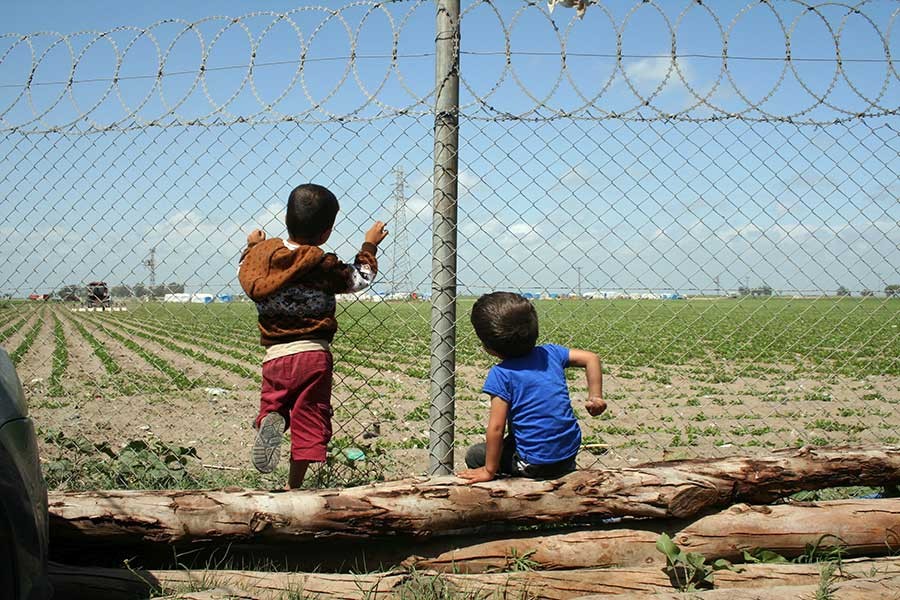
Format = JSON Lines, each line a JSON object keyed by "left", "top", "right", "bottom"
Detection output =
{"left": 1, "top": 0, "right": 898, "bottom": 490}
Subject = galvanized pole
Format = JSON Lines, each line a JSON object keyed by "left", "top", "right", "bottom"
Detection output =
{"left": 428, "top": 0, "right": 460, "bottom": 475}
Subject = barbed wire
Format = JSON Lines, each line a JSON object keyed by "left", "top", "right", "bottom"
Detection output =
{"left": 1, "top": 0, "right": 897, "bottom": 133}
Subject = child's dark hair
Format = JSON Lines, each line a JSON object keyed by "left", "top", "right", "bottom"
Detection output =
{"left": 470, "top": 292, "right": 539, "bottom": 358}
{"left": 286, "top": 183, "right": 340, "bottom": 241}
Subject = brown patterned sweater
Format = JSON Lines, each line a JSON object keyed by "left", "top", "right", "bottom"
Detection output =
{"left": 238, "top": 238, "right": 378, "bottom": 346}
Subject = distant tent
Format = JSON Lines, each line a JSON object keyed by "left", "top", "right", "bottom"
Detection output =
{"left": 217, "top": 294, "right": 233, "bottom": 303}
{"left": 191, "top": 293, "right": 214, "bottom": 304}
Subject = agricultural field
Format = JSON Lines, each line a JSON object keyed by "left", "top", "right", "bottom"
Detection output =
{"left": 0, "top": 297, "right": 897, "bottom": 491}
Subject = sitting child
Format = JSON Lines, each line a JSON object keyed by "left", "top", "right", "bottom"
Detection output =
{"left": 458, "top": 292, "right": 606, "bottom": 483}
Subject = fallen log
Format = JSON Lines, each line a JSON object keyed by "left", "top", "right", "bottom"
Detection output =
{"left": 405, "top": 498, "right": 900, "bottom": 572}
{"left": 46, "top": 562, "right": 406, "bottom": 600}
{"left": 674, "top": 498, "right": 900, "bottom": 561}
{"left": 48, "top": 447, "right": 900, "bottom": 547}
{"left": 404, "top": 528, "right": 662, "bottom": 572}
{"left": 573, "top": 573, "right": 900, "bottom": 600}
{"left": 161, "top": 593, "right": 254, "bottom": 600}
{"left": 439, "top": 558, "right": 900, "bottom": 600}
{"left": 47, "top": 557, "right": 900, "bottom": 600}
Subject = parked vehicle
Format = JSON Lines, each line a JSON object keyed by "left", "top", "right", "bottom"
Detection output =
{"left": 85, "top": 281, "right": 111, "bottom": 308}
{"left": 0, "top": 348, "right": 51, "bottom": 599}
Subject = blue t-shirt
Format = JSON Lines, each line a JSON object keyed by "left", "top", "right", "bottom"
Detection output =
{"left": 482, "top": 344, "right": 581, "bottom": 465}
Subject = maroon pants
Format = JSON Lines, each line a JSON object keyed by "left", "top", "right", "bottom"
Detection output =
{"left": 256, "top": 350, "right": 333, "bottom": 462}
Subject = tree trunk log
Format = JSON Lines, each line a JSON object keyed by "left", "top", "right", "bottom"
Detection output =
{"left": 574, "top": 574, "right": 900, "bottom": 600}
{"left": 675, "top": 498, "right": 900, "bottom": 561}
{"left": 161, "top": 592, "right": 255, "bottom": 600}
{"left": 48, "top": 447, "right": 900, "bottom": 547}
{"left": 46, "top": 562, "right": 407, "bottom": 600}
{"left": 439, "top": 558, "right": 900, "bottom": 599}
{"left": 47, "top": 558, "right": 900, "bottom": 600}
{"left": 404, "top": 528, "right": 662, "bottom": 572}
{"left": 406, "top": 498, "right": 900, "bottom": 572}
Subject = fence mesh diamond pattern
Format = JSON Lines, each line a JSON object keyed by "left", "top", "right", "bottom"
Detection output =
{"left": 1, "top": 1, "right": 897, "bottom": 490}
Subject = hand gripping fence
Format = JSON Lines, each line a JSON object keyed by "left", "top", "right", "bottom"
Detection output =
{"left": 0, "top": 1, "right": 897, "bottom": 490}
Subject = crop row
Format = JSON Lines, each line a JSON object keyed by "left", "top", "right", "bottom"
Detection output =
{"left": 128, "top": 302, "right": 431, "bottom": 363}
{"left": 0, "top": 315, "right": 31, "bottom": 346}
{"left": 47, "top": 315, "right": 69, "bottom": 396}
{"left": 535, "top": 298, "right": 900, "bottom": 377}
{"left": 79, "top": 316, "right": 193, "bottom": 390}
{"left": 106, "top": 313, "right": 262, "bottom": 365}
{"left": 110, "top": 309, "right": 428, "bottom": 381}
{"left": 100, "top": 311, "right": 408, "bottom": 384}
{"left": 88, "top": 313, "right": 259, "bottom": 384}
{"left": 121, "top": 303, "right": 254, "bottom": 341}
{"left": 11, "top": 312, "right": 44, "bottom": 365}
{"left": 62, "top": 312, "right": 121, "bottom": 375}
{"left": 71, "top": 296, "right": 900, "bottom": 381}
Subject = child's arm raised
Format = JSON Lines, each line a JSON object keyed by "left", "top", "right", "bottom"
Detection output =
{"left": 568, "top": 348, "right": 606, "bottom": 416}
{"left": 458, "top": 396, "right": 508, "bottom": 484}
{"left": 238, "top": 229, "right": 267, "bottom": 266}
{"left": 316, "top": 221, "right": 388, "bottom": 295}
{"left": 247, "top": 229, "right": 266, "bottom": 246}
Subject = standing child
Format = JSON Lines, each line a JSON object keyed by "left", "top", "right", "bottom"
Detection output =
{"left": 459, "top": 292, "right": 606, "bottom": 483}
{"left": 239, "top": 183, "right": 387, "bottom": 488}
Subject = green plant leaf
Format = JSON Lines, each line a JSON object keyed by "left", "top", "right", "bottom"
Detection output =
{"left": 743, "top": 548, "right": 789, "bottom": 564}
{"left": 685, "top": 552, "right": 706, "bottom": 569}
{"left": 656, "top": 533, "right": 680, "bottom": 561}
{"left": 711, "top": 558, "right": 739, "bottom": 572}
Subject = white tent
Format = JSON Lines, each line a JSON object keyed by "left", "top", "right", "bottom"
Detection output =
{"left": 163, "top": 293, "right": 191, "bottom": 303}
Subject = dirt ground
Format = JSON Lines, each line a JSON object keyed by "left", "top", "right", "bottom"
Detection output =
{"left": 12, "top": 307, "right": 900, "bottom": 487}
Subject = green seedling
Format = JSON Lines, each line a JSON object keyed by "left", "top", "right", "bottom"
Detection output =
{"left": 656, "top": 533, "right": 737, "bottom": 592}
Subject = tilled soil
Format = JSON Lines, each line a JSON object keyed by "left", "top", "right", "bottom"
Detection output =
{"left": 22, "top": 306, "right": 900, "bottom": 487}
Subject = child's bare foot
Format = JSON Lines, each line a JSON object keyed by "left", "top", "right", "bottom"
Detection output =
{"left": 252, "top": 412, "right": 284, "bottom": 473}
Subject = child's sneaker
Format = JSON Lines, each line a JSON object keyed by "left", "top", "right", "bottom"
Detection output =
{"left": 252, "top": 412, "right": 285, "bottom": 473}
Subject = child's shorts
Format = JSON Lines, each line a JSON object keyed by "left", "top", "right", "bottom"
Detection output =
{"left": 465, "top": 438, "right": 577, "bottom": 480}
{"left": 256, "top": 350, "right": 333, "bottom": 462}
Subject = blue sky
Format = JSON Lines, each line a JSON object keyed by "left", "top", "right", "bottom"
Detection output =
{"left": 1, "top": 1, "right": 897, "bottom": 297}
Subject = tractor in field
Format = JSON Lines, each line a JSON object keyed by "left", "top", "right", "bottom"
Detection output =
{"left": 85, "top": 281, "right": 111, "bottom": 309}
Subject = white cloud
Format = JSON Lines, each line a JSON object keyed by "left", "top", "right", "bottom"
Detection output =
{"left": 509, "top": 222, "right": 535, "bottom": 236}
{"left": 715, "top": 223, "right": 764, "bottom": 241}
{"left": 561, "top": 165, "right": 594, "bottom": 187}
{"left": 255, "top": 203, "right": 286, "bottom": 232}
{"left": 459, "top": 170, "right": 480, "bottom": 190}
{"left": 399, "top": 169, "right": 483, "bottom": 223}
{"left": 625, "top": 57, "right": 673, "bottom": 84}
{"left": 624, "top": 57, "right": 694, "bottom": 87}
{"left": 404, "top": 194, "right": 430, "bottom": 220}
{"left": 620, "top": 57, "right": 715, "bottom": 115}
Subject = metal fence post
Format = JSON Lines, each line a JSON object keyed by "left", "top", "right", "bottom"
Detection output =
{"left": 428, "top": 0, "right": 460, "bottom": 475}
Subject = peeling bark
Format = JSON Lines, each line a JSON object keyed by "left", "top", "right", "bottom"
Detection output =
{"left": 404, "top": 528, "right": 663, "bottom": 572}
{"left": 674, "top": 498, "right": 900, "bottom": 561}
{"left": 440, "top": 557, "right": 900, "bottom": 599}
{"left": 161, "top": 592, "right": 255, "bottom": 600}
{"left": 47, "top": 557, "right": 900, "bottom": 600}
{"left": 48, "top": 447, "right": 900, "bottom": 547}
{"left": 406, "top": 498, "right": 900, "bottom": 572}
{"left": 573, "top": 573, "right": 900, "bottom": 600}
{"left": 47, "top": 562, "right": 406, "bottom": 600}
